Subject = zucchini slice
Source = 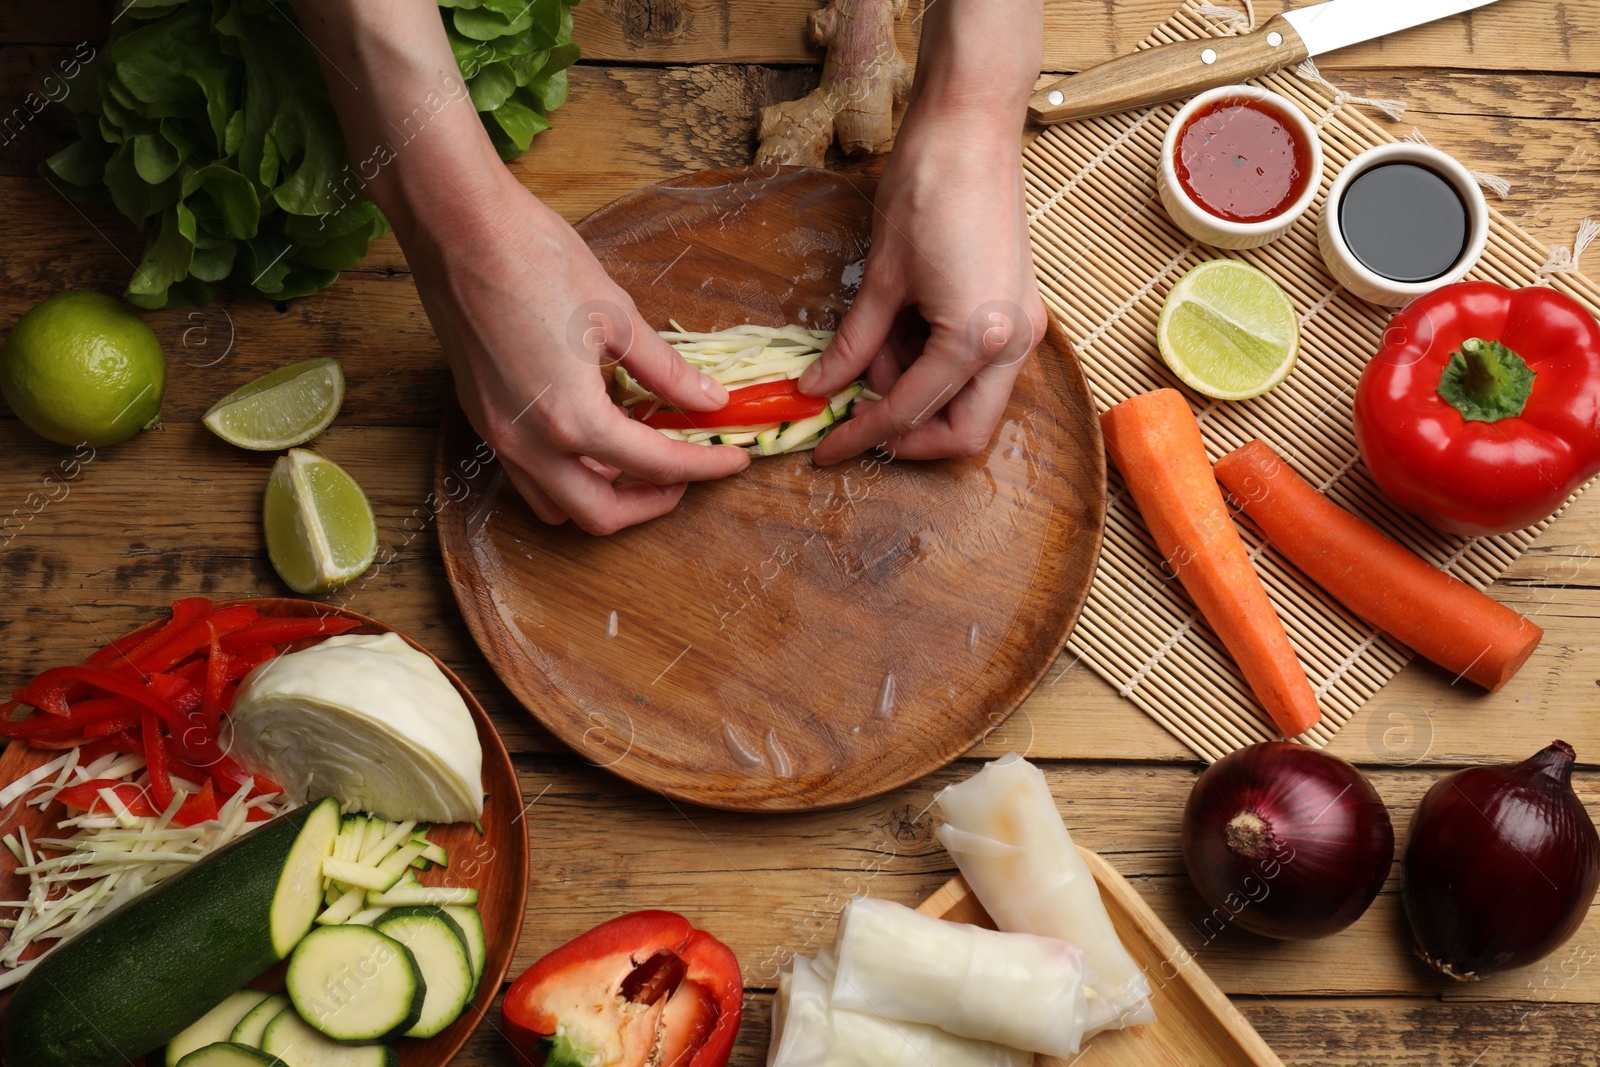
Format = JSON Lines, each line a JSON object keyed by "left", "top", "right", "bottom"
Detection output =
{"left": 261, "top": 1011, "right": 396, "bottom": 1067}
{"left": 3, "top": 798, "right": 341, "bottom": 1067}
{"left": 773, "top": 406, "right": 836, "bottom": 453}
{"left": 286, "top": 925, "right": 423, "bottom": 1042}
{"left": 174, "top": 1042, "right": 283, "bottom": 1067}
{"left": 374, "top": 907, "right": 474, "bottom": 1037}
{"left": 166, "top": 990, "right": 273, "bottom": 1066}
{"left": 230, "top": 994, "right": 291, "bottom": 1048}
{"left": 442, "top": 905, "right": 486, "bottom": 1000}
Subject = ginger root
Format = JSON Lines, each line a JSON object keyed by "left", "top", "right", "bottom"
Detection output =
{"left": 755, "top": 0, "right": 915, "bottom": 168}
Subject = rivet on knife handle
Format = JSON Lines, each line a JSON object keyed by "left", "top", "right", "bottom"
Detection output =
{"left": 1029, "top": 15, "right": 1310, "bottom": 124}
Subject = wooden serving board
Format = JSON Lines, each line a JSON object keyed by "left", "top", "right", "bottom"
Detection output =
{"left": 0, "top": 599, "right": 528, "bottom": 1067}
{"left": 436, "top": 165, "right": 1106, "bottom": 812}
{"left": 917, "top": 847, "right": 1283, "bottom": 1067}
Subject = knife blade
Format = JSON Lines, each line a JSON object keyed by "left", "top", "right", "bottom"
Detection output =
{"left": 1029, "top": 0, "right": 1502, "bottom": 125}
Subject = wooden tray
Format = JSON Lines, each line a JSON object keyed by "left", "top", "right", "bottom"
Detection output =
{"left": 0, "top": 599, "right": 528, "bottom": 1067}
{"left": 435, "top": 165, "right": 1106, "bottom": 812}
{"left": 917, "top": 847, "right": 1282, "bottom": 1067}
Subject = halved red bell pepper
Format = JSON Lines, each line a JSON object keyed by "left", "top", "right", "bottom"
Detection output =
{"left": 503, "top": 910, "right": 742, "bottom": 1067}
{"left": 637, "top": 379, "right": 826, "bottom": 431}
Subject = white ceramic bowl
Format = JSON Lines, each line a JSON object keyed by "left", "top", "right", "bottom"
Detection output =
{"left": 1317, "top": 143, "right": 1489, "bottom": 307}
{"left": 1158, "top": 84, "right": 1324, "bottom": 250}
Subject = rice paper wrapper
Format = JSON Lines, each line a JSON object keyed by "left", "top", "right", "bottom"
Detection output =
{"left": 935, "top": 752, "right": 1156, "bottom": 1035}
{"left": 830, "top": 895, "right": 1089, "bottom": 1057}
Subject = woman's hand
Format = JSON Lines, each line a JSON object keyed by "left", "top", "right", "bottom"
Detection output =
{"left": 401, "top": 171, "right": 749, "bottom": 534}
{"left": 292, "top": 0, "right": 746, "bottom": 534}
{"left": 799, "top": 0, "right": 1046, "bottom": 466}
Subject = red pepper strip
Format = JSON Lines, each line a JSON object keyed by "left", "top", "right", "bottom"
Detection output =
{"left": 81, "top": 714, "right": 141, "bottom": 738}
{"left": 639, "top": 380, "right": 827, "bottom": 431}
{"left": 173, "top": 779, "right": 219, "bottom": 827}
{"left": 20, "top": 666, "right": 184, "bottom": 726}
{"left": 56, "top": 780, "right": 159, "bottom": 818}
{"left": 503, "top": 911, "right": 743, "bottom": 1067}
{"left": 202, "top": 623, "right": 227, "bottom": 734}
{"left": 167, "top": 658, "right": 208, "bottom": 683}
{"left": 224, "top": 645, "right": 276, "bottom": 682}
{"left": 218, "top": 616, "right": 360, "bottom": 654}
{"left": 29, "top": 735, "right": 93, "bottom": 750}
{"left": 146, "top": 674, "right": 202, "bottom": 717}
{"left": 131, "top": 605, "right": 258, "bottom": 675}
{"left": 88, "top": 597, "right": 212, "bottom": 670}
{"left": 141, "top": 710, "right": 174, "bottom": 812}
{"left": 0, "top": 697, "right": 143, "bottom": 740}
{"left": 76, "top": 733, "right": 141, "bottom": 764}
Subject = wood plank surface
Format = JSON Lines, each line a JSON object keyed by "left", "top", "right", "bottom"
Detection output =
{"left": 2, "top": 1, "right": 1599, "bottom": 1064}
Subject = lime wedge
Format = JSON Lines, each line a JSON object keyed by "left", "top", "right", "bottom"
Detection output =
{"left": 263, "top": 448, "right": 377, "bottom": 594}
{"left": 1157, "top": 260, "right": 1300, "bottom": 400}
{"left": 204, "top": 358, "right": 344, "bottom": 450}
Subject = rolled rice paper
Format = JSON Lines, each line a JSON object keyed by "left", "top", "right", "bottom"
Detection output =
{"left": 767, "top": 955, "right": 1028, "bottom": 1067}
{"left": 935, "top": 752, "right": 1156, "bottom": 1035}
{"left": 829, "top": 896, "right": 1088, "bottom": 1057}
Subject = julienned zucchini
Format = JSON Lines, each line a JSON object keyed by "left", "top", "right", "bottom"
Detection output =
{"left": 2, "top": 797, "right": 341, "bottom": 1067}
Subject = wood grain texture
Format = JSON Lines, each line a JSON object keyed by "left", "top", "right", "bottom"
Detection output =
{"left": 0, "top": 599, "right": 529, "bottom": 1067}
{"left": 920, "top": 857, "right": 1284, "bottom": 1067}
{"left": 435, "top": 166, "right": 1106, "bottom": 810}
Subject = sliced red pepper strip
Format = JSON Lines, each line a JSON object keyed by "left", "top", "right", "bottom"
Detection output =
{"left": 202, "top": 622, "right": 227, "bottom": 734}
{"left": 172, "top": 778, "right": 219, "bottom": 826}
{"left": 142, "top": 710, "right": 174, "bottom": 812}
{"left": 638, "top": 379, "right": 827, "bottom": 431}
{"left": 0, "top": 697, "right": 143, "bottom": 740}
{"left": 75, "top": 733, "right": 141, "bottom": 764}
{"left": 218, "top": 616, "right": 360, "bottom": 654}
{"left": 56, "top": 780, "right": 158, "bottom": 817}
{"left": 131, "top": 605, "right": 258, "bottom": 675}
{"left": 224, "top": 645, "right": 277, "bottom": 682}
{"left": 87, "top": 597, "right": 211, "bottom": 670}
{"left": 502, "top": 911, "right": 742, "bottom": 1067}
{"left": 21, "top": 666, "right": 184, "bottom": 727}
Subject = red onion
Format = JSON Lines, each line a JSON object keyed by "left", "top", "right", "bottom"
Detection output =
{"left": 1182, "top": 742, "right": 1394, "bottom": 940}
{"left": 1403, "top": 740, "right": 1599, "bottom": 980}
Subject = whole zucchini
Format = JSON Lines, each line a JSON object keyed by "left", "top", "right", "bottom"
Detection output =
{"left": 3, "top": 796, "right": 340, "bottom": 1067}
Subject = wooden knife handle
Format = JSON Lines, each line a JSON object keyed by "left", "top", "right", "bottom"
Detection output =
{"left": 1028, "top": 15, "right": 1310, "bottom": 124}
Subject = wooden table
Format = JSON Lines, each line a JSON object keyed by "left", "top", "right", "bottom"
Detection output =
{"left": 2, "top": 1, "right": 1597, "bottom": 1063}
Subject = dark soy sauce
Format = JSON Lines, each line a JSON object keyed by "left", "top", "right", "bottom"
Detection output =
{"left": 1338, "top": 163, "right": 1469, "bottom": 283}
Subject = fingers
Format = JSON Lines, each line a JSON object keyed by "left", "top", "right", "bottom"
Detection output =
{"left": 501, "top": 461, "right": 569, "bottom": 526}
{"left": 866, "top": 345, "right": 904, "bottom": 396}
{"left": 881, "top": 357, "right": 1023, "bottom": 461}
{"left": 812, "top": 329, "right": 976, "bottom": 465}
{"left": 615, "top": 312, "right": 729, "bottom": 411}
{"left": 541, "top": 456, "right": 691, "bottom": 536}
{"left": 799, "top": 273, "right": 902, "bottom": 397}
{"left": 584, "top": 407, "right": 752, "bottom": 485}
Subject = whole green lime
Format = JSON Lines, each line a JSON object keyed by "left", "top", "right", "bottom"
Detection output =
{"left": 1, "top": 290, "right": 167, "bottom": 447}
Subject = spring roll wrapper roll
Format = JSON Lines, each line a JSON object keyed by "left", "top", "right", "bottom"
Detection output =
{"left": 935, "top": 752, "right": 1156, "bottom": 1036}
{"left": 767, "top": 955, "right": 1030, "bottom": 1067}
{"left": 830, "top": 896, "right": 1089, "bottom": 1057}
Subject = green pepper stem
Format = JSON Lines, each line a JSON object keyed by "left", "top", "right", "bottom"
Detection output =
{"left": 1436, "top": 338, "right": 1536, "bottom": 423}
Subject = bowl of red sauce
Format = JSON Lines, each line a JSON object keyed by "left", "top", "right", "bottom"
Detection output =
{"left": 1159, "top": 85, "right": 1323, "bottom": 250}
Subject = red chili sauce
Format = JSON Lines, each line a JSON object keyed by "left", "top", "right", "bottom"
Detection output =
{"left": 1174, "top": 96, "right": 1313, "bottom": 224}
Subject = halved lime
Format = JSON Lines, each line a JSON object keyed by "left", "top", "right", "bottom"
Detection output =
{"left": 263, "top": 448, "right": 377, "bottom": 594}
{"left": 1157, "top": 260, "right": 1300, "bottom": 401}
{"left": 204, "top": 358, "right": 344, "bottom": 450}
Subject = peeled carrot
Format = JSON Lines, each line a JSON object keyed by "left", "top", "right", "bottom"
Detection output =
{"left": 1101, "top": 390, "right": 1321, "bottom": 738}
{"left": 1214, "top": 440, "right": 1542, "bottom": 692}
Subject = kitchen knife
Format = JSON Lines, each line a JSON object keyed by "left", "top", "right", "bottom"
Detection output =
{"left": 1029, "top": 0, "right": 1502, "bottom": 124}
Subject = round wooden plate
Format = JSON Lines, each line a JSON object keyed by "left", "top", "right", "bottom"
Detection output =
{"left": 0, "top": 599, "right": 528, "bottom": 1067}
{"left": 435, "top": 166, "right": 1106, "bottom": 811}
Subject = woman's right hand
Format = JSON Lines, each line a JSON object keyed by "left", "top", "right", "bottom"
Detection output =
{"left": 400, "top": 170, "right": 750, "bottom": 534}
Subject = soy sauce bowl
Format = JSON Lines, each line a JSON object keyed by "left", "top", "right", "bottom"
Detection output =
{"left": 1318, "top": 143, "right": 1489, "bottom": 307}
{"left": 1158, "top": 85, "right": 1324, "bottom": 251}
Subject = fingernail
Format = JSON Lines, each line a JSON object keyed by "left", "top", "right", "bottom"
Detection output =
{"left": 797, "top": 367, "right": 819, "bottom": 394}
{"left": 700, "top": 375, "right": 728, "bottom": 405}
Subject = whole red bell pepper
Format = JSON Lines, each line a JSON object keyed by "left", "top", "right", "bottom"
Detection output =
{"left": 1354, "top": 281, "right": 1600, "bottom": 536}
{"left": 502, "top": 910, "right": 742, "bottom": 1067}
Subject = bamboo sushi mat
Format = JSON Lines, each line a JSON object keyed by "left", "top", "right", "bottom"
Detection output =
{"left": 1030, "top": 0, "right": 1600, "bottom": 762}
